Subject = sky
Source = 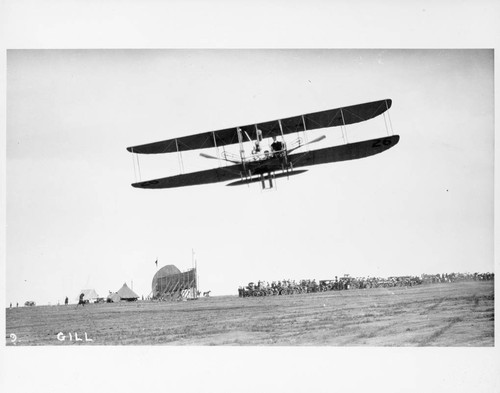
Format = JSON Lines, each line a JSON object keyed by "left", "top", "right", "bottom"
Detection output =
{"left": 6, "top": 49, "right": 494, "bottom": 306}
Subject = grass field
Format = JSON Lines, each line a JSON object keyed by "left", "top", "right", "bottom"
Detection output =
{"left": 5, "top": 281, "right": 494, "bottom": 346}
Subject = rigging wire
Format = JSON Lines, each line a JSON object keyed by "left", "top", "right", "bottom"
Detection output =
{"left": 175, "top": 138, "right": 184, "bottom": 174}
{"left": 385, "top": 99, "right": 394, "bottom": 135}
{"left": 222, "top": 145, "right": 228, "bottom": 166}
{"left": 383, "top": 111, "right": 394, "bottom": 135}
{"left": 340, "top": 109, "right": 348, "bottom": 144}
{"left": 212, "top": 132, "right": 221, "bottom": 167}
{"left": 387, "top": 109, "right": 394, "bottom": 134}
{"left": 131, "top": 153, "right": 137, "bottom": 182}
{"left": 383, "top": 112, "right": 389, "bottom": 136}
{"left": 135, "top": 154, "right": 142, "bottom": 181}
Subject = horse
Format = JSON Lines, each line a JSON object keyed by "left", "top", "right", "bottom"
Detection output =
{"left": 203, "top": 291, "right": 211, "bottom": 297}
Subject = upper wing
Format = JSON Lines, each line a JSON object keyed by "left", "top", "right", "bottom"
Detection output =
{"left": 288, "top": 135, "right": 400, "bottom": 169}
{"left": 127, "top": 99, "right": 392, "bottom": 154}
{"left": 131, "top": 164, "right": 243, "bottom": 189}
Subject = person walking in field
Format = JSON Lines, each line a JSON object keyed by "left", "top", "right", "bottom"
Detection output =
{"left": 65, "top": 296, "right": 68, "bottom": 305}
{"left": 76, "top": 293, "right": 85, "bottom": 307}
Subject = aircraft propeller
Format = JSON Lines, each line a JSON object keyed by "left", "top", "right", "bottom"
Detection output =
{"left": 199, "top": 152, "right": 241, "bottom": 164}
{"left": 287, "top": 135, "right": 326, "bottom": 154}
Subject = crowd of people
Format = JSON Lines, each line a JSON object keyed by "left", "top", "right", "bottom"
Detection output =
{"left": 238, "top": 272, "right": 494, "bottom": 297}
{"left": 420, "top": 272, "right": 494, "bottom": 283}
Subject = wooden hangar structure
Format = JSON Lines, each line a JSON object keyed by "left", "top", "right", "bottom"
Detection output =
{"left": 151, "top": 265, "right": 198, "bottom": 300}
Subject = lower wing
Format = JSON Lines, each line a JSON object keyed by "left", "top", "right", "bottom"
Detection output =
{"left": 288, "top": 135, "right": 400, "bottom": 168}
{"left": 131, "top": 165, "right": 243, "bottom": 189}
{"left": 131, "top": 135, "right": 400, "bottom": 189}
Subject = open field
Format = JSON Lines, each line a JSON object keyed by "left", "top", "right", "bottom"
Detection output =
{"left": 5, "top": 281, "right": 493, "bottom": 346}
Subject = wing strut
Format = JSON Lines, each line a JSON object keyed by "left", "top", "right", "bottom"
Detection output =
{"left": 340, "top": 108, "right": 348, "bottom": 144}
{"left": 383, "top": 100, "right": 394, "bottom": 136}
{"left": 211, "top": 131, "right": 221, "bottom": 164}
{"left": 301, "top": 114, "right": 309, "bottom": 145}
{"left": 278, "top": 119, "right": 288, "bottom": 165}
{"left": 131, "top": 147, "right": 142, "bottom": 183}
{"left": 237, "top": 128, "right": 246, "bottom": 171}
{"left": 175, "top": 138, "right": 184, "bottom": 174}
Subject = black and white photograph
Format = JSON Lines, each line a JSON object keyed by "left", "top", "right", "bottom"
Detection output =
{"left": 5, "top": 48, "right": 494, "bottom": 346}
{"left": 1, "top": 2, "right": 499, "bottom": 393}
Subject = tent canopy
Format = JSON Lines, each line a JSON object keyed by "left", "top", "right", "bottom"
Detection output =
{"left": 107, "top": 292, "right": 121, "bottom": 302}
{"left": 116, "top": 283, "right": 139, "bottom": 300}
{"left": 80, "top": 289, "right": 99, "bottom": 301}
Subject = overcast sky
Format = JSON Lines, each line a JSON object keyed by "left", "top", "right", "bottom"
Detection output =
{"left": 6, "top": 49, "right": 493, "bottom": 306}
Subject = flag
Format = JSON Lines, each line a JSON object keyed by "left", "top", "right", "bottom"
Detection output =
{"left": 155, "top": 259, "right": 158, "bottom": 267}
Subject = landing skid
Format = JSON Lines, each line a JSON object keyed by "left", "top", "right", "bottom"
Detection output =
{"left": 226, "top": 169, "right": 308, "bottom": 187}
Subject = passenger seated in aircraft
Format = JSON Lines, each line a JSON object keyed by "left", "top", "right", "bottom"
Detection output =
{"left": 251, "top": 141, "right": 261, "bottom": 157}
{"left": 270, "top": 136, "right": 284, "bottom": 157}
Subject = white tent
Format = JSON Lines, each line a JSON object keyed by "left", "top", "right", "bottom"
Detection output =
{"left": 79, "top": 289, "right": 99, "bottom": 302}
{"left": 107, "top": 292, "right": 121, "bottom": 303}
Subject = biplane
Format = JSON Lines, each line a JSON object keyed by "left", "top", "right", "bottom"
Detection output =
{"left": 127, "top": 99, "right": 399, "bottom": 189}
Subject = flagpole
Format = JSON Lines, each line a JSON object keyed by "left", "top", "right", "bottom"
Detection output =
{"left": 153, "top": 257, "right": 159, "bottom": 300}
{"left": 191, "top": 249, "right": 194, "bottom": 298}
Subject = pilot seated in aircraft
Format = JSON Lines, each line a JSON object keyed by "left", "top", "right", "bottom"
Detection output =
{"left": 251, "top": 141, "right": 261, "bottom": 158}
{"left": 270, "top": 136, "right": 284, "bottom": 158}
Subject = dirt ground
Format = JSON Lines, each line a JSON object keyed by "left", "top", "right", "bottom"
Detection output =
{"left": 5, "top": 281, "right": 494, "bottom": 346}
